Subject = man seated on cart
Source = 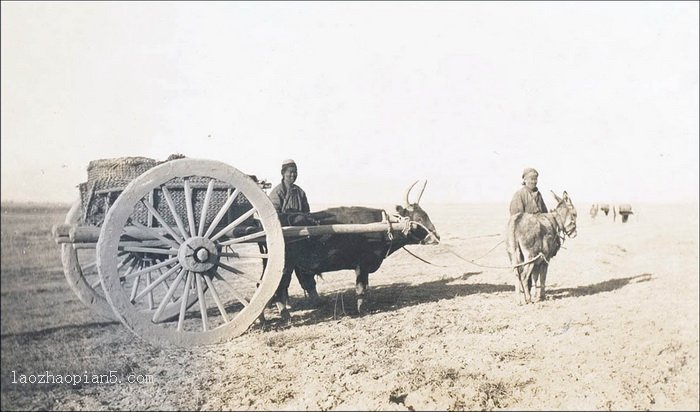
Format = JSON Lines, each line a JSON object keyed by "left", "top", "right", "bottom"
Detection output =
{"left": 268, "top": 159, "right": 320, "bottom": 309}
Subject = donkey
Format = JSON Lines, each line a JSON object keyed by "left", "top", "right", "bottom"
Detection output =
{"left": 506, "top": 191, "right": 577, "bottom": 304}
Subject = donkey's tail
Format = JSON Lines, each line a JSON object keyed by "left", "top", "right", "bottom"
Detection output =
{"left": 505, "top": 216, "right": 524, "bottom": 275}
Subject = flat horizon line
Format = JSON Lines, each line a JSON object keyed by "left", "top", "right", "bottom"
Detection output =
{"left": 2, "top": 199, "right": 698, "bottom": 208}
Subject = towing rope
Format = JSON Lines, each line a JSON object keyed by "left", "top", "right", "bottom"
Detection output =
{"left": 402, "top": 221, "right": 550, "bottom": 270}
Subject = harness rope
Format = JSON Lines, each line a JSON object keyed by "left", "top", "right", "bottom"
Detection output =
{"left": 404, "top": 221, "right": 553, "bottom": 270}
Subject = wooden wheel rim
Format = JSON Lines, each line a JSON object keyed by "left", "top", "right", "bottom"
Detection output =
{"left": 61, "top": 200, "right": 118, "bottom": 321}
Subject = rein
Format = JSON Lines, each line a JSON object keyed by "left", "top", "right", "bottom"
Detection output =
{"left": 401, "top": 218, "right": 575, "bottom": 270}
{"left": 401, "top": 221, "right": 551, "bottom": 270}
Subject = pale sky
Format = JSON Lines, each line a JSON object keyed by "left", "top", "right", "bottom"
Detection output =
{"left": 2, "top": 2, "right": 698, "bottom": 206}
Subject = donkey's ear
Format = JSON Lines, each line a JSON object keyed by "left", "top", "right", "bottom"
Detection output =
{"left": 562, "top": 191, "right": 570, "bottom": 201}
{"left": 551, "top": 190, "right": 563, "bottom": 203}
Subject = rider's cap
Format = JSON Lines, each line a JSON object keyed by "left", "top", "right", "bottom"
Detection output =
{"left": 522, "top": 168, "right": 539, "bottom": 179}
{"left": 281, "top": 159, "right": 297, "bottom": 172}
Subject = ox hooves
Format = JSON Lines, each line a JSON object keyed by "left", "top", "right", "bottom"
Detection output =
{"left": 279, "top": 308, "right": 291, "bottom": 321}
{"left": 273, "top": 303, "right": 292, "bottom": 321}
{"left": 356, "top": 298, "right": 367, "bottom": 316}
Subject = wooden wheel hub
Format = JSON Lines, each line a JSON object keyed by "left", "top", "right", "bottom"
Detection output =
{"left": 178, "top": 237, "right": 219, "bottom": 272}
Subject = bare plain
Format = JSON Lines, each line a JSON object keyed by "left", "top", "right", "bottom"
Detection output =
{"left": 1, "top": 201, "right": 698, "bottom": 411}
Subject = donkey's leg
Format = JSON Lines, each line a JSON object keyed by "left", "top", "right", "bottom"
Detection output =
{"left": 513, "top": 267, "right": 525, "bottom": 305}
{"left": 531, "top": 263, "right": 543, "bottom": 302}
{"left": 355, "top": 266, "right": 369, "bottom": 314}
{"left": 537, "top": 263, "right": 549, "bottom": 301}
{"left": 521, "top": 262, "right": 535, "bottom": 304}
{"left": 530, "top": 268, "right": 538, "bottom": 302}
{"left": 508, "top": 244, "right": 526, "bottom": 305}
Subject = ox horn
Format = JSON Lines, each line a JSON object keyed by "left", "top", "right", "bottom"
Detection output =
{"left": 404, "top": 180, "right": 419, "bottom": 207}
{"left": 416, "top": 180, "right": 428, "bottom": 204}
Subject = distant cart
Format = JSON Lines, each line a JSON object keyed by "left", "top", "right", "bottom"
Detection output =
{"left": 53, "top": 158, "right": 410, "bottom": 347}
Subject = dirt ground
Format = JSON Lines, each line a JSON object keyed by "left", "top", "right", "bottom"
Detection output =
{"left": 1, "top": 202, "right": 698, "bottom": 411}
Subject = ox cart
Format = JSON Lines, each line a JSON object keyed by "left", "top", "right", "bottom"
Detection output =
{"left": 53, "top": 158, "right": 414, "bottom": 347}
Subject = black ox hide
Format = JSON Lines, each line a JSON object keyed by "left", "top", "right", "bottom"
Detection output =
{"left": 277, "top": 205, "right": 439, "bottom": 315}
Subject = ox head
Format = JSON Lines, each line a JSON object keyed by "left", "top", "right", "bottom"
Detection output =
{"left": 552, "top": 190, "right": 577, "bottom": 238}
{"left": 395, "top": 180, "right": 440, "bottom": 245}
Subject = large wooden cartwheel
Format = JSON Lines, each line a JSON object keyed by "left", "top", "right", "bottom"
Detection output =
{"left": 96, "top": 159, "right": 284, "bottom": 347}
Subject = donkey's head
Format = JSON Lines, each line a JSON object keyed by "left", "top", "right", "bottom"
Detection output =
{"left": 395, "top": 180, "right": 440, "bottom": 245}
{"left": 551, "top": 190, "right": 577, "bottom": 238}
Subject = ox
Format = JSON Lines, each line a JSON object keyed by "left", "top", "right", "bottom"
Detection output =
{"left": 271, "top": 181, "right": 440, "bottom": 318}
{"left": 506, "top": 191, "right": 577, "bottom": 305}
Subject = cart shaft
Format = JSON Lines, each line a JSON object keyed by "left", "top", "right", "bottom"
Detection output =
{"left": 53, "top": 220, "right": 410, "bottom": 245}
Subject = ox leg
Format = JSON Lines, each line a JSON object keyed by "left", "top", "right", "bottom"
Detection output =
{"left": 355, "top": 266, "right": 369, "bottom": 315}
{"left": 295, "top": 268, "right": 320, "bottom": 304}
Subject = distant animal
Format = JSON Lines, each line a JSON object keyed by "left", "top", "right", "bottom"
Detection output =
{"left": 599, "top": 203, "right": 610, "bottom": 216}
{"left": 272, "top": 181, "right": 440, "bottom": 317}
{"left": 615, "top": 203, "right": 634, "bottom": 223}
{"left": 590, "top": 204, "right": 599, "bottom": 219}
{"left": 506, "top": 191, "right": 577, "bottom": 305}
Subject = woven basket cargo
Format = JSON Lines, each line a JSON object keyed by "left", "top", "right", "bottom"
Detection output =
{"left": 78, "top": 156, "right": 255, "bottom": 229}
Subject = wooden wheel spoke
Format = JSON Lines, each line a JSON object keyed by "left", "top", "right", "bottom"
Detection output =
{"left": 117, "top": 255, "right": 137, "bottom": 282}
{"left": 219, "top": 230, "right": 266, "bottom": 246}
{"left": 119, "top": 246, "right": 178, "bottom": 255}
{"left": 90, "top": 278, "right": 102, "bottom": 289}
{"left": 160, "top": 186, "right": 190, "bottom": 240}
{"left": 130, "top": 221, "right": 180, "bottom": 249}
{"left": 134, "top": 263, "right": 182, "bottom": 302}
{"left": 121, "top": 258, "right": 139, "bottom": 279}
{"left": 213, "top": 271, "right": 250, "bottom": 307}
{"left": 184, "top": 179, "right": 197, "bottom": 237}
{"left": 159, "top": 268, "right": 175, "bottom": 303}
{"left": 198, "top": 180, "right": 215, "bottom": 237}
{"left": 140, "top": 199, "right": 185, "bottom": 244}
{"left": 145, "top": 272, "right": 155, "bottom": 310}
{"left": 204, "top": 188, "right": 240, "bottom": 238}
{"left": 118, "top": 254, "right": 134, "bottom": 270}
{"left": 211, "top": 207, "right": 256, "bottom": 242}
{"left": 81, "top": 260, "right": 98, "bottom": 272}
{"left": 152, "top": 268, "right": 185, "bottom": 323}
{"left": 123, "top": 257, "right": 179, "bottom": 280}
{"left": 203, "top": 274, "right": 229, "bottom": 323}
{"left": 129, "top": 262, "right": 143, "bottom": 302}
{"left": 177, "top": 271, "right": 194, "bottom": 331}
{"left": 218, "top": 262, "right": 263, "bottom": 283}
{"left": 220, "top": 251, "right": 269, "bottom": 259}
{"left": 195, "top": 273, "right": 209, "bottom": 331}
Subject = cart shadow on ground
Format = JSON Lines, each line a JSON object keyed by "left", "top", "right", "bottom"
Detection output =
{"left": 257, "top": 272, "right": 655, "bottom": 331}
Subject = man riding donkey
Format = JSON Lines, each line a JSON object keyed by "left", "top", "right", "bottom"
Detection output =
{"left": 506, "top": 167, "right": 578, "bottom": 304}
